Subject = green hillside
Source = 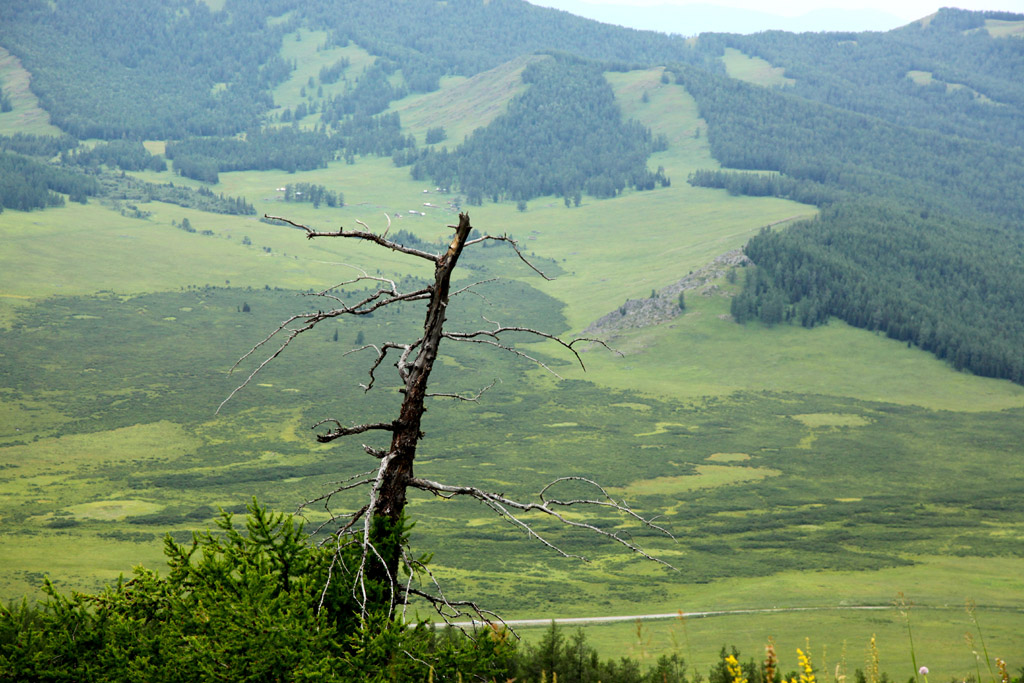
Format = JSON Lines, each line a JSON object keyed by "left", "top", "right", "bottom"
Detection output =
{"left": 1, "top": 1, "right": 1023, "bottom": 678}
{"left": 683, "top": 12, "right": 1024, "bottom": 383}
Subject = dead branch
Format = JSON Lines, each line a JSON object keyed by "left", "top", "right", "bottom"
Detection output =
{"left": 325, "top": 448, "right": 402, "bottom": 620}
{"left": 309, "top": 264, "right": 398, "bottom": 297}
{"left": 442, "top": 336, "right": 568, "bottom": 379}
{"left": 407, "top": 588, "right": 509, "bottom": 631}
{"left": 426, "top": 378, "right": 500, "bottom": 402}
{"left": 223, "top": 212, "right": 668, "bottom": 629}
{"left": 217, "top": 284, "right": 431, "bottom": 414}
{"left": 296, "top": 469, "right": 376, "bottom": 537}
{"left": 265, "top": 213, "right": 438, "bottom": 262}
{"left": 316, "top": 535, "right": 357, "bottom": 617}
{"left": 464, "top": 233, "right": 553, "bottom": 280}
{"left": 445, "top": 317, "right": 608, "bottom": 370}
{"left": 406, "top": 476, "right": 676, "bottom": 569}
{"left": 449, "top": 278, "right": 499, "bottom": 298}
{"left": 315, "top": 420, "right": 396, "bottom": 443}
{"left": 401, "top": 547, "right": 512, "bottom": 634}
{"left": 347, "top": 341, "right": 419, "bottom": 392}
{"left": 538, "top": 476, "right": 675, "bottom": 538}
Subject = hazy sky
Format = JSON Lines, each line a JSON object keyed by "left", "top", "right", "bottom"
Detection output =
{"left": 529, "top": 0, "right": 1023, "bottom": 20}
{"left": 527, "top": 0, "right": 1024, "bottom": 33}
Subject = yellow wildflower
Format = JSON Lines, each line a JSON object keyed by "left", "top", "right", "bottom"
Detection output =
{"left": 726, "top": 654, "right": 749, "bottom": 683}
{"left": 797, "top": 648, "right": 816, "bottom": 683}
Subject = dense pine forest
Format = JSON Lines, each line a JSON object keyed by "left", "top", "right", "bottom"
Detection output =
{"left": 678, "top": 10, "right": 1024, "bottom": 383}
{"left": 410, "top": 55, "right": 669, "bottom": 203}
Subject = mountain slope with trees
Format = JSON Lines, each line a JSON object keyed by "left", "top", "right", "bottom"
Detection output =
{"left": 2, "top": 1, "right": 1023, "bottom": 381}
{"left": 410, "top": 54, "right": 669, "bottom": 203}
{"left": 680, "top": 9, "right": 1024, "bottom": 383}
{"left": 0, "top": 0, "right": 287, "bottom": 138}
{"left": 0, "top": 0, "right": 708, "bottom": 141}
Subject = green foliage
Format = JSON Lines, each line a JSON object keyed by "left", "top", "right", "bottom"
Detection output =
{"left": 0, "top": 501, "right": 517, "bottom": 682}
{"left": 688, "top": 169, "right": 841, "bottom": 207}
{"left": 8, "top": 548, "right": 922, "bottom": 683}
{"left": 412, "top": 55, "right": 669, "bottom": 202}
{"left": 0, "top": 0, "right": 287, "bottom": 139}
{"left": 675, "top": 63, "right": 1024, "bottom": 221}
{"left": 321, "top": 62, "right": 408, "bottom": 118}
{"left": 734, "top": 206, "right": 1024, "bottom": 382}
{"left": 300, "top": 0, "right": 708, "bottom": 94}
{"left": 318, "top": 57, "right": 350, "bottom": 85}
{"left": 0, "top": 133, "right": 79, "bottom": 158}
{"left": 166, "top": 128, "right": 335, "bottom": 180}
{"left": 0, "top": 140, "right": 248, "bottom": 216}
{"left": 165, "top": 114, "right": 414, "bottom": 181}
{"left": 0, "top": 0, "right": 712, "bottom": 143}
{"left": 721, "top": 10, "right": 1024, "bottom": 149}
{"left": 69, "top": 140, "right": 166, "bottom": 172}
{"left": 0, "top": 150, "right": 98, "bottom": 210}
{"left": 282, "top": 182, "right": 343, "bottom": 208}
{"left": 677, "top": 14, "right": 1024, "bottom": 385}
{"left": 425, "top": 126, "right": 447, "bottom": 145}
{"left": 511, "top": 624, "right": 746, "bottom": 683}
{"left": 94, "top": 171, "right": 256, "bottom": 215}
{"left": 334, "top": 112, "right": 415, "bottom": 157}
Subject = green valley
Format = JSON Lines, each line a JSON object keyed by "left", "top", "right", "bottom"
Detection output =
{"left": 1, "top": 1, "right": 1022, "bottom": 679}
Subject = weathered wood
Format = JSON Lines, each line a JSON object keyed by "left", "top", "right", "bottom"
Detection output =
{"left": 372, "top": 212, "right": 473, "bottom": 584}
{"left": 225, "top": 211, "right": 665, "bottom": 623}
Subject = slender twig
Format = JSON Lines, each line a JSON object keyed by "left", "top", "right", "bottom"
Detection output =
{"left": 442, "top": 336, "right": 566, "bottom": 379}
{"left": 402, "top": 547, "right": 512, "bottom": 633}
{"left": 464, "top": 233, "right": 553, "bottom": 280}
{"left": 427, "top": 378, "right": 500, "bottom": 402}
{"left": 406, "top": 476, "right": 676, "bottom": 569}
{"left": 265, "top": 214, "right": 439, "bottom": 261}
{"left": 449, "top": 278, "right": 499, "bottom": 298}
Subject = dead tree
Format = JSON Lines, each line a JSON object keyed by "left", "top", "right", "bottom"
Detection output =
{"left": 223, "top": 211, "right": 673, "bottom": 626}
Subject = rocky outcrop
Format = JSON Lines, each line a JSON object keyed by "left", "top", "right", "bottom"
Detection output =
{"left": 584, "top": 250, "right": 750, "bottom": 335}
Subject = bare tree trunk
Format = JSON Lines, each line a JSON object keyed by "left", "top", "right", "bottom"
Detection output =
{"left": 223, "top": 211, "right": 671, "bottom": 624}
{"left": 374, "top": 213, "right": 473, "bottom": 581}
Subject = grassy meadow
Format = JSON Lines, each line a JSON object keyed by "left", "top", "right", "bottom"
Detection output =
{"left": 720, "top": 48, "right": 796, "bottom": 88}
{"left": 1, "top": 45, "right": 1022, "bottom": 679}
{"left": 0, "top": 46, "right": 63, "bottom": 137}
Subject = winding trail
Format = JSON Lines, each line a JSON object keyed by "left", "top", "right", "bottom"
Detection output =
{"left": 451, "top": 604, "right": 892, "bottom": 629}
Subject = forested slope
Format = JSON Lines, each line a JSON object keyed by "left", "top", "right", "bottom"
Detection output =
{"left": 410, "top": 55, "right": 669, "bottom": 203}
{"left": 2, "top": 0, "right": 1024, "bottom": 382}
{"left": 682, "top": 8, "right": 1024, "bottom": 383}
{"left": 0, "top": 0, "right": 708, "bottom": 140}
{"left": 721, "top": 10, "right": 1024, "bottom": 148}
{"left": 0, "top": 0, "right": 286, "bottom": 138}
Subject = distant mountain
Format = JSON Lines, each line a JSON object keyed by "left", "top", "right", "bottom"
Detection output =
{"left": 526, "top": 1, "right": 908, "bottom": 35}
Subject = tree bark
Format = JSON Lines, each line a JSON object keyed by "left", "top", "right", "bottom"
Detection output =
{"left": 373, "top": 212, "right": 474, "bottom": 581}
